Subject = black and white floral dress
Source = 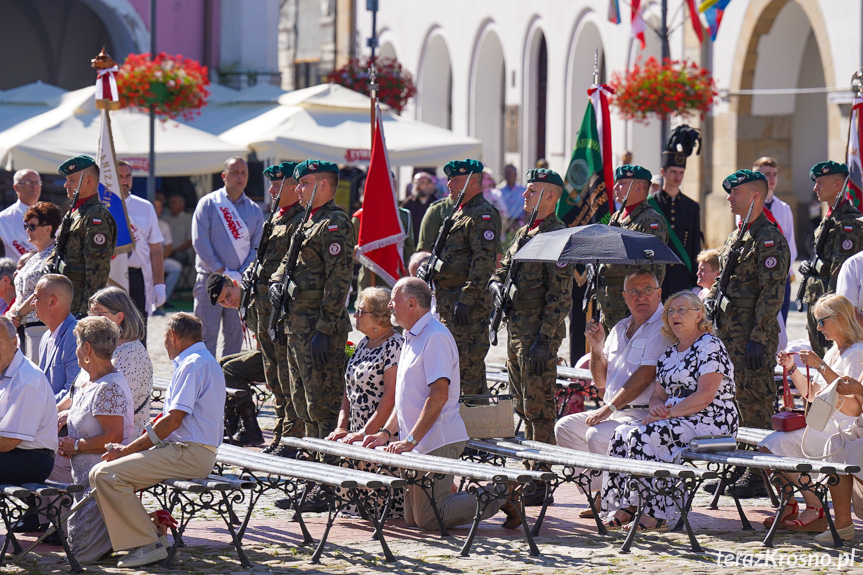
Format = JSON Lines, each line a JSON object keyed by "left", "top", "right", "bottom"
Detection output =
{"left": 601, "top": 332, "right": 738, "bottom": 521}
{"left": 342, "top": 331, "right": 404, "bottom": 517}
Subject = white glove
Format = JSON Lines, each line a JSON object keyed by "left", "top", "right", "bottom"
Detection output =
{"left": 225, "top": 270, "right": 243, "bottom": 285}
{"left": 154, "top": 284, "right": 167, "bottom": 308}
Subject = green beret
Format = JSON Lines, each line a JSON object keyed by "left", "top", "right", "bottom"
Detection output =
{"left": 614, "top": 164, "right": 652, "bottom": 183}
{"left": 293, "top": 159, "right": 339, "bottom": 180}
{"left": 279, "top": 161, "right": 299, "bottom": 180}
{"left": 58, "top": 155, "right": 96, "bottom": 176}
{"left": 810, "top": 161, "right": 848, "bottom": 181}
{"left": 263, "top": 164, "right": 287, "bottom": 181}
{"left": 526, "top": 168, "right": 564, "bottom": 188}
{"left": 443, "top": 159, "right": 484, "bottom": 177}
{"left": 722, "top": 169, "right": 767, "bottom": 193}
{"left": 206, "top": 273, "right": 228, "bottom": 306}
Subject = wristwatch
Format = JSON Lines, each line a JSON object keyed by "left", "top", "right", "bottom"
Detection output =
{"left": 406, "top": 434, "right": 418, "bottom": 446}
{"left": 818, "top": 362, "right": 828, "bottom": 374}
{"left": 74, "top": 439, "right": 80, "bottom": 453}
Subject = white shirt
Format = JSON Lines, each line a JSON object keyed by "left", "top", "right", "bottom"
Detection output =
{"left": 396, "top": 311, "right": 468, "bottom": 454}
{"left": 0, "top": 200, "right": 35, "bottom": 261}
{"left": 837, "top": 251, "right": 863, "bottom": 310}
{"left": 738, "top": 194, "right": 797, "bottom": 275}
{"left": 0, "top": 350, "right": 58, "bottom": 451}
{"left": 165, "top": 341, "right": 226, "bottom": 447}
{"left": 158, "top": 219, "right": 173, "bottom": 248}
{"left": 602, "top": 303, "right": 671, "bottom": 408}
{"left": 125, "top": 194, "right": 164, "bottom": 313}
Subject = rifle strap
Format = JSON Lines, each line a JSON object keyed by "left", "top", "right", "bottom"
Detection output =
{"left": 647, "top": 195, "right": 693, "bottom": 274}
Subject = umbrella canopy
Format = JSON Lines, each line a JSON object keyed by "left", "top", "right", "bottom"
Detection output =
{"left": 220, "top": 83, "right": 483, "bottom": 166}
{"left": 0, "top": 81, "right": 67, "bottom": 133}
{"left": 0, "top": 86, "right": 247, "bottom": 176}
{"left": 513, "top": 223, "right": 682, "bottom": 266}
{"left": 180, "top": 83, "right": 288, "bottom": 135}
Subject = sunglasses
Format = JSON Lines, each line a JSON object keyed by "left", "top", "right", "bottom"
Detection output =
{"left": 816, "top": 315, "right": 834, "bottom": 328}
{"left": 23, "top": 223, "right": 43, "bottom": 232}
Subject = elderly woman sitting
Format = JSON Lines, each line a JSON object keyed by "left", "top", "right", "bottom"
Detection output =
{"left": 602, "top": 291, "right": 738, "bottom": 531}
{"left": 56, "top": 316, "right": 133, "bottom": 563}
{"left": 765, "top": 294, "right": 863, "bottom": 532}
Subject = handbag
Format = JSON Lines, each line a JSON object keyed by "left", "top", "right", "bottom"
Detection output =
{"left": 801, "top": 369, "right": 846, "bottom": 459}
{"left": 458, "top": 394, "right": 515, "bottom": 439}
{"left": 772, "top": 365, "right": 806, "bottom": 432}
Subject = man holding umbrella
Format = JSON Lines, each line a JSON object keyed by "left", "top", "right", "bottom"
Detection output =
{"left": 489, "top": 168, "right": 572, "bottom": 505}
{"left": 597, "top": 165, "right": 667, "bottom": 330}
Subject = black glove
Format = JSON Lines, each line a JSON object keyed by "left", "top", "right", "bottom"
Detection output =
{"left": 584, "top": 263, "right": 596, "bottom": 286}
{"left": 241, "top": 267, "right": 255, "bottom": 294}
{"left": 529, "top": 335, "right": 552, "bottom": 376}
{"left": 798, "top": 260, "right": 813, "bottom": 278}
{"left": 268, "top": 282, "right": 284, "bottom": 309}
{"left": 453, "top": 302, "right": 471, "bottom": 326}
{"left": 745, "top": 341, "right": 766, "bottom": 371}
{"left": 489, "top": 281, "right": 505, "bottom": 309}
{"left": 310, "top": 331, "right": 331, "bottom": 369}
{"left": 416, "top": 261, "right": 431, "bottom": 282}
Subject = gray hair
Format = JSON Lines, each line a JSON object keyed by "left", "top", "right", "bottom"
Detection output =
{"left": 408, "top": 252, "right": 430, "bottom": 276}
{"left": 359, "top": 287, "right": 393, "bottom": 329}
{"left": 89, "top": 287, "right": 145, "bottom": 341}
{"left": 74, "top": 316, "right": 120, "bottom": 361}
{"left": 166, "top": 312, "right": 203, "bottom": 343}
{"left": 0, "top": 258, "right": 15, "bottom": 283}
{"left": 0, "top": 316, "right": 16, "bottom": 343}
{"left": 13, "top": 169, "right": 37, "bottom": 186}
{"left": 224, "top": 156, "right": 247, "bottom": 171}
{"left": 396, "top": 277, "right": 432, "bottom": 310}
{"left": 37, "top": 274, "right": 74, "bottom": 305}
{"left": 624, "top": 269, "right": 659, "bottom": 288}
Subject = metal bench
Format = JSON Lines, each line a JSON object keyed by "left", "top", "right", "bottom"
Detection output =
{"left": 216, "top": 443, "right": 404, "bottom": 563}
{"left": 151, "top": 377, "right": 250, "bottom": 403}
{"left": 486, "top": 363, "right": 602, "bottom": 414}
{"left": 0, "top": 481, "right": 85, "bottom": 572}
{"left": 281, "top": 436, "right": 553, "bottom": 557}
{"left": 467, "top": 437, "right": 717, "bottom": 553}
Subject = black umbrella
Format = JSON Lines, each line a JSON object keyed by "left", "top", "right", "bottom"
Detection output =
{"left": 512, "top": 224, "right": 682, "bottom": 321}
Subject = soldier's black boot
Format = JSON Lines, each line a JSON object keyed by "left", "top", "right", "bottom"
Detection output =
{"left": 224, "top": 409, "right": 239, "bottom": 443}
{"left": 703, "top": 464, "right": 746, "bottom": 495}
{"left": 729, "top": 468, "right": 767, "bottom": 499}
{"left": 522, "top": 480, "right": 554, "bottom": 507}
{"left": 233, "top": 405, "right": 264, "bottom": 447}
{"left": 262, "top": 433, "right": 282, "bottom": 454}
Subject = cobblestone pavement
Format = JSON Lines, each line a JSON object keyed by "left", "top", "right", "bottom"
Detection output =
{"left": 10, "top": 299, "right": 860, "bottom": 573}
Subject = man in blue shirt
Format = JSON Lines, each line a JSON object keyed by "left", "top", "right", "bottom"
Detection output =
{"left": 34, "top": 274, "right": 78, "bottom": 401}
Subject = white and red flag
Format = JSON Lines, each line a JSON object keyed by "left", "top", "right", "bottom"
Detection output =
{"left": 845, "top": 94, "right": 863, "bottom": 208}
{"left": 631, "top": 0, "right": 646, "bottom": 50}
{"left": 355, "top": 105, "right": 406, "bottom": 287}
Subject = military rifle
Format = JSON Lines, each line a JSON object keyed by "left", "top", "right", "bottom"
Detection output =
{"left": 268, "top": 182, "right": 317, "bottom": 341}
{"left": 608, "top": 181, "right": 633, "bottom": 228}
{"left": 48, "top": 175, "right": 84, "bottom": 274}
{"left": 707, "top": 196, "right": 756, "bottom": 325}
{"left": 489, "top": 188, "right": 544, "bottom": 346}
{"left": 239, "top": 177, "right": 287, "bottom": 323}
{"left": 421, "top": 175, "right": 470, "bottom": 286}
{"left": 794, "top": 177, "right": 849, "bottom": 311}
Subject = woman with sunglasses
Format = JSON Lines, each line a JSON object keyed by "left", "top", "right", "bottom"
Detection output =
{"left": 7, "top": 201, "right": 62, "bottom": 362}
{"left": 764, "top": 293, "right": 863, "bottom": 534}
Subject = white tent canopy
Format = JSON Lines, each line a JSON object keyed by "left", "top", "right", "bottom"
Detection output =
{"left": 0, "top": 86, "right": 246, "bottom": 176}
{"left": 180, "top": 83, "right": 288, "bottom": 136}
{"left": 220, "top": 83, "right": 482, "bottom": 166}
{"left": 0, "top": 81, "right": 67, "bottom": 133}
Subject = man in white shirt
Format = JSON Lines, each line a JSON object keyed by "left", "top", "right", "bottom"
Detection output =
{"left": 117, "top": 160, "right": 166, "bottom": 342}
{"left": 837, "top": 250, "right": 863, "bottom": 311}
{"left": 90, "top": 312, "right": 225, "bottom": 568}
{"left": 364, "top": 278, "right": 516, "bottom": 530}
{"left": 0, "top": 316, "right": 57, "bottom": 484}
{"left": 555, "top": 270, "right": 671, "bottom": 501}
{"left": 0, "top": 169, "right": 41, "bottom": 261}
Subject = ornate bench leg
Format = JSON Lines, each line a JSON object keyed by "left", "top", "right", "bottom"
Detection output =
{"left": 309, "top": 489, "right": 340, "bottom": 564}
{"left": 217, "top": 490, "right": 252, "bottom": 567}
{"left": 671, "top": 478, "right": 702, "bottom": 553}
{"left": 408, "top": 471, "right": 450, "bottom": 538}
{"left": 351, "top": 488, "right": 395, "bottom": 562}
{"left": 41, "top": 492, "right": 83, "bottom": 573}
{"left": 619, "top": 477, "right": 645, "bottom": 554}
{"left": 809, "top": 473, "right": 845, "bottom": 548}
{"left": 531, "top": 477, "right": 562, "bottom": 537}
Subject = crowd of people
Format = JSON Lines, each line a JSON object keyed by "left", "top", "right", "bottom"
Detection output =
{"left": 2, "top": 141, "right": 863, "bottom": 568}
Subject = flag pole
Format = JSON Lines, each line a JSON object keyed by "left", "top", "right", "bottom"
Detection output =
{"left": 593, "top": 48, "right": 599, "bottom": 85}
{"left": 367, "top": 0, "right": 379, "bottom": 147}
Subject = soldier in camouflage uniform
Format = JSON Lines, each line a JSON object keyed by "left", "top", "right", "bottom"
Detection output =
{"left": 489, "top": 168, "right": 572, "bottom": 450}
{"left": 418, "top": 159, "right": 501, "bottom": 395}
{"left": 269, "top": 159, "right": 354, "bottom": 439}
{"left": 597, "top": 165, "right": 667, "bottom": 331}
{"left": 800, "top": 161, "right": 863, "bottom": 356}
{"left": 416, "top": 195, "right": 453, "bottom": 252}
{"left": 52, "top": 155, "right": 117, "bottom": 317}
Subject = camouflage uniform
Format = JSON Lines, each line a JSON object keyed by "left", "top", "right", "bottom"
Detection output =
{"left": 708, "top": 213, "right": 790, "bottom": 429}
{"left": 597, "top": 201, "right": 667, "bottom": 330}
{"left": 273, "top": 199, "right": 354, "bottom": 439}
{"left": 417, "top": 196, "right": 453, "bottom": 251}
{"left": 490, "top": 216, "right": 572, "bottom": 444}
{"left": 803, "top": 200, "right": 863, "bottom": 355}
{"left": 432, "top": 193, "right": 501, "bottom": 395}
{"left": 51, "top": 194, "right": 117, "bottom": 317}
{"left": 252, "top": 202, "right": 305, "bottom": 441}
{"left": 353, "top": 207, "right": 415, "bottom": 291}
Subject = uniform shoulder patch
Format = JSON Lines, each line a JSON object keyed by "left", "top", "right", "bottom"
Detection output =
{"left": 555, "top": 261, "right": 567, "bottom": 268}
{"left": 843, "top": 238, "right": 854, "bottom": 251}
{"left": 327, "top": 224, "right": 338, "bottom": 232}
{"left": 764, "top": 240, "right": 774, "bottom": 247}
{"left": 649, "top": 222, "right": 659, "bottom": 229}
{"left": 328, "top": 242, "right": 342, "bottom": 255}
{"left": 483, "top": 230, "right": 495, "bottom": 241}
{"left": 92, "top": 218, "right": 102, "bottom": 225}
{"left": 93, "top": 233, "right": 106, "bottom": 246}
{"left": 844, "top": 225, "right": 854, "bottom": 233}
{"left": 765, "top": 256, "right": 777, "bottom": 269}
{"left": 481, "top": 214, "right": 491, "bottom": 221}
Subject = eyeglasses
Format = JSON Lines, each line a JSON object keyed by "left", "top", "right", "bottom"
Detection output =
{"left": 622, "top": 286, "right": 658, "bottom": 298}
{"left": 354, "top": 308, "right": 373, "bottom": 317}
{"left": 816, "top": 315, "right": 834, "bottom": 328}
{"left": 18, "top": 180, "right": 41, "bottom": 186}
{"left": 23, "top": 223, "right": 42, "bottom": 232}
{"left": 667, "top": 307, "right": 699, "bottom": 317}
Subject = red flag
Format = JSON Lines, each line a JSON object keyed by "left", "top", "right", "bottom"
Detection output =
{"left": 686, "top": 0, "right": 704, "bottom": 44}
{"left": 845, "top": 95, "right": 863, "bottom": 208}
{"left": 355, "top": 106, "right": 406, "bottom": 287}
{"left": 631, "top": 0, "right": 646, "bottom": 50}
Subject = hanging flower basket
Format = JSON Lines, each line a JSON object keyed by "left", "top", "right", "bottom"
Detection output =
{"left": 324, "top": 57, "right": 417, "bottom": 114}
{"left": 609, "top": 57, "right": 717, "bottom": 124}
{"left": 117, "top": 53, "right": 210, "bottom": 121}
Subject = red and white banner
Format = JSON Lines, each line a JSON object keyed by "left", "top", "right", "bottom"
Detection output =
{"left": 588, "top": 84, "right": 616, "bottom": 211}
{"left": 95, "top": 66, "right": 119, "bottom": 103}
{"left": 631, "top": 0, "right": 646, "bottom": 50}
{"left": 846, "top": 94, "right": 863, "bottom": 209}
{"left": 355, "top": 106, "right": 406, "bottom": 287}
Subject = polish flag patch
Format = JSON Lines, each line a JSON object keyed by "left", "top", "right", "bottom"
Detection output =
{"left": 93, "top": 218, "right": 102, "bottom": 225}
{"left": 764, "top": 240, "right": 774, "bottom": 247}
{"left": 845, "top": 225, "right": 854, "bottom": 232}
{"left": 649, "top": 223, "right": 659, "bottom": 229}
{"left": 327, "top": 224, "right": 338, "bottom": 232}
{"left": 481, "top": 214, "right": 491, "bottom": 221}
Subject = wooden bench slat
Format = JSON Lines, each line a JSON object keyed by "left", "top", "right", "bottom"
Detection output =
{"left": 217, "top": 447, "right": 360, "bottom": 489}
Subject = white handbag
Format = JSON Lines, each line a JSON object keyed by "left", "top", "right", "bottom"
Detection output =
{"left": 801, "top": 378, "right": 845, "bottom": 460}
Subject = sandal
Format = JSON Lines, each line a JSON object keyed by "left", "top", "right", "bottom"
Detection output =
{"left": 763, "top": 498, "right": 799, "bottom": 528}
{"left": 786, "top": 506, "right": 828, "bottom": 533}
{"left": 604, "top": 507, "right": 635, "bottom": 529}
{"left": 580, "top": 493, "right": 598, "bottom": 518}
{"left": 623, "top": 517, "right": 669, "bottom": 533}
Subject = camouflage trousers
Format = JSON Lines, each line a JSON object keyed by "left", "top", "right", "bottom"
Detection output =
{"left": 219, "top": 350, "right": 262, "bottom": 415}
{"left": 597, "top": 283, "right": 629, "bottom": 332}
{"left": 506, "top": 315, "right": 563, "bottom": 446}
{"left": 806, "top": 303, "right": 829, "bottom": 357}
{"left": 720, "top": 331, "right": 778, "bottom": 430}
{"left": 255, "top": 297, "right": 303, "bottom": 440}
{"left": 285, "top": 319, "right": 348, "bottom": 439}
{"left": 435, "top": 288, "right": 490, "bottom": 396}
